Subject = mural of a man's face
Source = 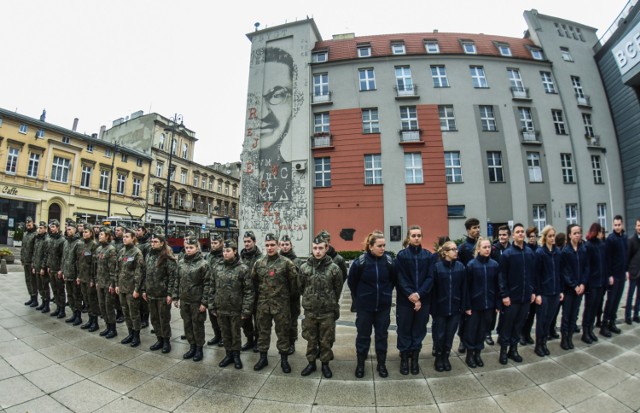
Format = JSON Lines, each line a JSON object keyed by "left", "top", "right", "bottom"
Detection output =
{"left": 259, "top": 60, "right": 293, "bottom": 152}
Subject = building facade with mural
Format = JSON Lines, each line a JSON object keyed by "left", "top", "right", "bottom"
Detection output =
{"left": 241, "top": 11, "right": 625, "bottom": 254}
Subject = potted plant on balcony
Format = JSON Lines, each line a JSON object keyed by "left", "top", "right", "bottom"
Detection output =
{"left": 0, "top": 248, "right": 15, "bottom": 264}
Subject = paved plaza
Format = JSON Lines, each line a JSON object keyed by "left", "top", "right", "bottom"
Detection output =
{"left": 0, "top": 254, "right": 639, "bottom": 413}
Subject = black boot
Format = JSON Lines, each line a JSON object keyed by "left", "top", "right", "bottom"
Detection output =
{"left": 376, "top": 352, "right": 388, "bottom": 377}
{"left": 499, "top": 346, "right": 509, "bottom": 365}
{"left": 233, "top": 351, "right": 242, "bottom": 369}
{"left": 81, "top": 315, "right": 93, "bottom": 329}
{"left": 400, "top": 351, "right": 409, "bottom": 375}
{"left": 40, "top": 300, "right": 50, "bottom": 314}
{"left": 57, "top": 308, "right": 66, "bottom": 319}
{"left": 192, "top": 346, "right": 203, "bottom": 362}
{"left": 609, "top": 320, "right": 621, "bottom": 334}
{"left": 474, "top": 349, "right": 484, "bottom": 367}
{"left": 51, "top": 305, "right": 61, "bottom": 317}
{"left": 150, "top": 337, "right": 164, "bottom": 351}
{"left": 100, "top": 322, "right": 111, "bottom": 337}
{"left": 301, "top": 361, "right": 317, "bottom": 376}
{"left": 508, "top": 344, "right": 523, "bottom": 362}
{"left": 287, "top": 341, "right": 295, "bottom": 355}
{"left": 121, "top": 328, "right": 134, "bottom": 344}
{"left": 140, "top": 313, "right": 149, "bottom": 329}
{"left": 162, "top": 338, "right": 171, "bottom": 354}
{"left": 599, "top": 321, "right": 612, "bottom": 337}
{"left": 254, "top": 352, "right": 269, "bottom": 371}
{"left": 581, "top": 328, "right": 593, "bottom": 344}
{"left": 30, "top": 296, "right": 39, "bottom": 308}
{"left": 73, "top": 310, "right": 83, "bottom": 326}
{"left": 355, "top": 352, "right": 366, "bottom": 378}
{"left": 434, "top": 351, "right": 445, "bottom": 372}
{"left": 465, "top": 350, "right": 477, "bottom": 368}
{"left": 183, "top": 344, "right": 196, "bottom": 359}
{"left": 560, "top": 333, "right": 570, "bottom": 350}
{"left": 542, "top": 338, "right": 550, "bottom": 356}
{"left": 24, "top": 296, "right": 34, "bottom": 306}
{"left": 207, "top": 335, "right": 221, "bottom": 346}
{"left": 219, "top": 351, "right": 234, "bottom": 367}
{"left": 321, "top": 362, "right": 332, "bottom": 378}
{"left": 35, "top": 298, "right": 45, "bottom": 311}
{"left": 458, "top": 342, "right": 466, "bottom": 354}
{"left": 534, "top": 338, "right": 546, "bottom": 357}
{"left": 88, "top": 316, "right": 100, "bottom": 333}
{"left": 241, "top": 336, "right": 255, "bottom": 352}
{"left": 130, "top": 330, "right": 141, "bottom": 347}
{"left": 65, "top": 310, "right": 77, "bottom": 324}
{"left": 567, "top": 333, "right": 575, "bottom": 349}
{"left": 411, "top": 350, "right": 420, "bottom": 375}
{"left": 589, "top": 326, "right": 598, "bottom": 342}
{"left": 105, "top": 323, "right": 118, "bottom": 339}
{"left": 442, "top": 351, "right": 452, "bottom": 371}
{"left": 548, "top": 327, "right": 559, "bottom": 340}
{"left": 280, "top": 353, "right": 291, "bottom": 373}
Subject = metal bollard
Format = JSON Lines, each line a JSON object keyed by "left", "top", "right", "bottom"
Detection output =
{"left": 0, "top": 258, "right": 6, "bottom": 275}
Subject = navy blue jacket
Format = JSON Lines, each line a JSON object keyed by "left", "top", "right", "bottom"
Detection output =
{"left": 429, "top": 259, "right": 467, "bottom": 317}
{"left": 458, "top": 236, "right": 477, "bottom": 266}
{"left": 560, "top": 242, "right": 589, "bottom": 291}
{"left": 535, "top": 245, "right": 563, "bottom": 296}
{"left": 498, "top": 243, "right": 536, "bottom": 303}
{"left": 490, "top": 241, "right": 510, "bottom": 262}
{"left": 466, "top": 255, "right": 500, "bottom": 311}
{"left": 585, "top": 238, "right": 607, "bottom": 288}
{"left": 394, "top": 245, "right": 433, "bottom": 308}
{"left": 347, "top": 252, "right": 396, "bottom": 312}
{"left": 606, "top": 230, "right": 628, "bottom": 279}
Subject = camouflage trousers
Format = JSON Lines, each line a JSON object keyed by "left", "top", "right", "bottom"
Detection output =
{"left": 80, "top": 282, "right": 99, "bottom": 317}
{"left": 219, "top": 313, "right": 243, "bottom": 352}
{"left": 289, "top": 294, "right": 301, "bottom": 344}
{"left": 256, "top": 306, "right": 290, "bottom": 353}
{"left": 149, "top": 298, "right": 172, "bottom": 339}
{"left": 119, "top": 293, "right": 141, "bottom": 331}
{"left": 139, "top": 297, "right": 149, "bottom": 321}
{"left": 180, "top": 302, "right": 206, "bottom": 346}
{"left": 36, "top": 270, "right": 50, "bottom": 301}
{"left": 301, "top": 313, "right": 336, "bottom": 362}
{"left": 96, "top": 286, "right": 116, "bottom": 324}
{"left": 65, "top": 280, "right": 83, "bottom": 312}
{"left": 208, "top": 309, "right": 221, "bottom": 336}
{"left": 49, "top": 271, "right": 65, "bottom": 308}
{"left": 23, "top": 264, "right": 36, "bottom": 296}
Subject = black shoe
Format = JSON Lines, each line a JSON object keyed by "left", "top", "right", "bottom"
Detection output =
{"left": 574, "top": 325, "right": 581, "bottom": 333}
{"left": 400, "top": 352, "right": 409, "bottom": 375}
{"left": 442, "top": 352, "right": 452, "bottom": 371}
{"left": 581, "top": 331, "right": 593, "bottom": 344}
{"left": 485, "top": 335, "right": 495, "bottom": 346}
{"left": 542, "top": 339, "right": 550, "bottom": 356}
{"left": 458, "top": 342, "right": 466, "bottom": 354}
{"left": 41, "top": 301, "right": 50, "bottom": 314}
{"left": 548, "top": 328, "right": 560, "bottom": 340}
{"left": 254, "top": 352, "right": 269, "bottom": 371}
{"left": 567, "top": 333, "right": 575, "bottom": 350}
{"left": 241, "top": 337, "right": 255, "bottom": 352}
{"left": 465, "top": 351, "right": 477, "bottom": 368}
{"left": 233, "top": 351, "right": 242, "bottom": 369}
{"left": 595, "top": 319, "right": 602, "bottom": 328}
{"left": 51, "top": 306, "right": 61, "bottom": 317}
{"left": 609, "top": 321, "right": 621, "bottom": 334}
{"left": 180, "top": 335, "right": 186, "bottom": 340}
{"left": 105, "top": 323, "right": 118, "bottom": 339}
{"left": 588, "top": 326, "right": 598, "bottom": 342}
{"left": 600, "top": 323, "right": 612, "bottom": 338}
{"left": 207, "top": 336, "right": 221, "bottom": 346}
{"left": 35, "top": 300, "right": 45, "bottom": 311}
{"left": 65, "top": 311, "right": 77, "bottom": 323}
{"left": 321, "top": 362, "right": 332, "bottom": 378}
{"left": 499, "top": 346, "right": 508, "bottom": 365}
{"left": 150, "top": 338, "right": 164, "bottom": 351}
{"left": 218, "top": 338, "right": 224, "bottom": 347}
{"left": 183, "top": 345, "right": 196, "bottom": 359}
{"left": 73, "top": 311, "right": 83, "bottom": 326}
{"left": 376, "top": 352, "right": 388, "bottom": 377}
{"left": 162, "top": 339, "right": 171, "bottom": 354}
{"left": 121, "top": 329, "right": 134, "bottom": 345}
{"left": 30, "top": 297, "right": 39, "bottom": 308}
{"left": 116, "top": 314, "right": 125, "bottom": 324}
{"left": 524, "top": 335, "right": 534, "bottom": 345}
{"left": 633, "top": 315, "right": 640, "bottom": 323}
{"left": 411, "top": 350, "right": 420, "bottom": 375}
{"left": 280, "top": 353, "right": 291, "bottom": 373}
{"left": 57, "top": 310, "right": 66, "bottom": 319}
{"left": 24, "top": 296, "right": 34, "bottom": 306}
{"left": 355, "top": 353, "right": 366, "bottom": 378}
{"left": 100, "top": 324, "right": 111, "bottom": 337}
{"left": 219, "top": 352, "right": 234, "bottom": 367}
{"left": 88, "top": 317, "right": 100, "bottom": 333}
{"left": 140, "top": 319, "right": 149, "bottom": 329}
{"left": 434, "top": 352, "right": 445, "bottom": 372}
{"left": 301, "top": 362, "right": 317, "bottom": 376}
{"left": 534, "top": 339, "right": 546, "bottom": 357}
{"left": 508, "top": 345, "right": 523, "bottom": 362}
{"left": 130, "top": 330, "right": 141, "bottom": 347}
{"left": 81, "top": 315, "right": 93, "bottom": 329}
{"left": 474, "top": 350, "right": 484, "bottom": 367}
{"left": 286, "top": 342, "right": 295, "bottom": 356}
{"left": 560, "top": 333, "right": 570, "bottom": 350}
{"left": 625, "top": 318, "right": 632, "bottom": 325}
{"left": 193, "top": 346, "right": 203, "bottom": 362}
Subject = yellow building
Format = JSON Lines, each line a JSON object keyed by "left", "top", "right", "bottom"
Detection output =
{"left": 0, "top": 108, "right": 152, "bottom": 244}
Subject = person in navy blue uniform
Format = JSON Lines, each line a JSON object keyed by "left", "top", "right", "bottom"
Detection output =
{"left": 430, "top": 240, "right": 467, "bottom": 372}
{"left": 456, "top": 218, "right": 480, "bottom": 355}
{"left": 520, "top": 226, "right": 539, "bottom": 346}
{"left": 560, "top": 224, "right": 589, "bottom": 350}
{"left": 394, "top": 226, "right": 433, "bottom": 375}
{"left": 497, "top": 223, "right": 536, "bottom": 365}
{"left": 487, "top": 225, "right": 510, "bottom": 345}
{"left": 463, "top": 237, "right": 499, "bottom": 368}
{"left": 348, "top": 231, "right": 396, "bottom": 378}
{"left": 625, "top": 218, "right": 640, "bottom": 324}
{"left": 601, "top": 215, "right": 629, "bottom": 336}
{"left": 533, "top": 225, "right": 563, "bottom": 357}
{"left": 582, "top": 223, "right": 609, "bottom": 343}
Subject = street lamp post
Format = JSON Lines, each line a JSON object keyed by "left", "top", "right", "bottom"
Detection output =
{"left": 163, "top": 114, "right": 182, "bottom": 237}
{"left": 107, "top": 141, "right": 119, "bottom": 218}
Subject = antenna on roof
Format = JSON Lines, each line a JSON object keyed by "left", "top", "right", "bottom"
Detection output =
{"left": 254, "top": 22, "right": 260, "bottom": 31}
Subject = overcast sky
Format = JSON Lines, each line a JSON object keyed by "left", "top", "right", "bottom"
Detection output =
{"left": 1, "top": 0, "right": 630, "bottom": 165}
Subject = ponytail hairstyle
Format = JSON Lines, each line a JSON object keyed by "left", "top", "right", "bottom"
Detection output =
{"left": 438, "top": 240, "right": 457, "bottom": 260}
{"left": 586, "top": 222, "right": 602, "bottom": 241}
{"left": 538, "top": 225, "right": 556, "bottom": 247}
{"left": 403, "top": 225, "right": 422, "bottom": 247}
{"left": 363, "top": 230, "right": 384, "bottom": 253}
{"left": 473, "top": 236, "right": 490, "bottom": 257}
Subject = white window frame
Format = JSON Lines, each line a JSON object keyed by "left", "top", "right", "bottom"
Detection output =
{"left": 201, "top": 176, "right": 206, "bottom": 189}
{"left": 312, "top": 51, "right": 328, "bottom": 63}
{"left": 479, "top": 105, "right": 497, "bottom": 131}
{"left": 561, "top": 153, "right": 575, "bottom": 183}
{"left": 36, "top": 129, "right": 45, "bottom": 138}
{"left": 158, "top": 133, "right": 165, "bottom": 150}
{"left": 314, "top": 112, "right": 330, "bottom": 134}
{"left": 425, "top": 40, "right": 439, "bottom": 54}
{"left": 527, "top": 152, "right": 543, "bottom": 183}
{"left": 395, "top": 66, "right": 414, "bottom": 94}
{"left": 540, "top": 71, "right": 556, "bottom": 93}
{"left": 136, "top": 159, "right": 143, "bottom": 167}
{"left": 444, "top": 152, "right": 463, "bottom": 183}
{"left": 5, "top": 147, "right": 19, "bottom": 174}
{"left": 530, "top": 48, "right": 544, "bottom": 60}
{"left": 404, "top": 153, "right": 423, "bottom": 184}
{"left": 391, "top": 42, "right": 406, "bottom": 55}
{"left": 51, "top": 156, "right": 71, "bottom": 183}
{"left": 560, "top": 47, "right": 573, "bottom": 62}
{"left": 99, "top": 170, "right": 110, "bottom": 191}
{"left": 462, "top": 41, "right": 477, "bottom": 54}
{"left": 400, "top": 106, "right": 418, "bottom": 131}
{"left": 438, "top": 105, "right": 456, "bottom": 131}
{"left": 359, "top": 68, "right": 376, "bottom": 91}
{"left": 487, "top": 151, "right": 504, "bottom": 182}
{"left": 80, "top": 165, "right": 92, "bottom": 188}
{"left": 508, "top": 69, "right": 525, "bottom": 92}
{"left": 62, "top": 136, "right": 70, "bottom": 144}
{"left": 591, "top": 155, "right": 603, "bottom": 184}
{"left": 314, "top": 157, "right": 331, "bottom": 188}
{"left": 193, "top": 175, "right": 199, "bottom": 188}
{"left": 364, "top": 154, "right": 382, "bottom": 185}
{"left": 116, "top": 173, "right": 126, "bottom": 194}
{"left": 19, "top": 124, "right": 28, "bottom": 134}
{"left": 362, "top": 109, "right": 380, "bottom": 134}
{"left": 566, "top": 204, "right": 578, "bottom": 226}
{"left": 597, "top": 203, "right": 607, "bottom": 229}
{"left": 180, "top": 169, "right": 187, "bottom": 184}
{"left": 27, "top": 153, "right": 40, "bottom": 178}
{"left": 431, "top": 65, "right": 449, "bottom": 87}
{"left": 533, "top": 205, "right": 547, "bottom": 232}
{"left": 87, "top": 144, "right": 94, "bottom": 153}
{"left": 182, "top": 143, "right": 188, "bottom": 158}
{"left": 470, "top": 66, "right": 488, "bottom": 88}
{"left": 552, "top": 110, "right": 567, "bottom": 135}
{"left": 156, "top": 161, "right": 164, "bottom": 177}
{"left": 357, "top": 45, "right": 371, "bottom": 58}
{"left": 498, "top": 44, "right": 512, "bottom": 56}
{"left": 313, "top": 73, "right": 329, "bottom": 99}
{"left": 519, "top": 107, "right": 534, "bottom": 131}
{"left": 582, "top": 113, "right": 594, "bottom": 137}
{"left": 571, "top": 76, "right": 585, "bottom": 98}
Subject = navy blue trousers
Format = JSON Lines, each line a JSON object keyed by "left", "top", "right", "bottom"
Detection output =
{"left": 604, "top": 277, "right": 626, "bottom": 322}
{"left": 561, "top": 291, "right": 583, "bottom": 334}
{"left": 355, "top": 307, "right": 391, "bottom": 355}
{"left": 625, "top": 278, "right": 640, "bottom": 319}
{"left": 535, "top": 294, "right": 560, "bottom": 340}
{"left": 499, "top": 302, "right": 529, "bottom": 347}
{"left": 432, "top": 314, "right": 460, "bottom": 353}
{"left": 396, "top": 303, "right": 429, "bottom": 353}
{"left": 582, "top": 286, "right": 604, "bottom": 328}
{"left": 463, "top": 309, "right": 493, "bottom": 350}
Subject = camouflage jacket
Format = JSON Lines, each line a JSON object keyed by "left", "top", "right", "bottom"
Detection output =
{"left": 280, "top": 250, "right": 304, "bottom": 297}
{"left": 298, "top": 254, "right": 343, "bottom": 316}
{"left": 144, "top": 247, "right": 177, "bottom": 299}
{"left": 32, "top": 233, "right": 49, "bottom": 273}
{"left": 95, "top": 242, "right": 117, "bottom": 288}
{"left": 46, "top": 231, "right": 65, "bottom": 273}
{"left": 240, "top": 246, "right": 263, "bottom": 274}
{"left": 207, "top": 248, "right": 224, "bottom": 269}
{"left": 251, "top": 253, "right": 298, "bottom": 313}
{"left": 327, "top": 246, "right": 348, "bottom": 282}
{"left": 62, "top": 233, "right": 81, "bottom": 280}
{"left": 21, "top": 227, "right": 37, "bottom": 265}
{"left": 137, "top": 234, "right": 151, "bottom": 260}
{"left": 112, "top": 237, "right": 124, "bottom": 254}
{"left": 76, "top": 238, "right": 98, "bottom": 283}
{"left": 208, "top": 255, "right": 253, "bottom": 316}
{"left": 116, "top": 244, "right": 144, "bottom": 294}
{"left": 172, "top": 251, "right": 210, "bottom": 305}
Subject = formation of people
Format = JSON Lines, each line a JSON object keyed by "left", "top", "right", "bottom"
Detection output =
{"left": 17, "top": 214, "right": 639, "bottom": 377}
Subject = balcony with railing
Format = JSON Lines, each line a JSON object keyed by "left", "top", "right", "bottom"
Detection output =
{"left": 399, "top": 129, "right": 424, "bottom": 144}
{"left": 394, "top": 84, "right": 419, "bottom": 99}
{"left": 521, "top": 128, "right": 541, "bottom": 144}
{"left": 312, "top": 91, "right": 332, "bottom": 105}
{"left": 511, "top": 86, "right": 531, "bottom": 100}
{"left": 586, "top": 134, "right": 602, "bottom": 148}
{"left": 576, "top": 94, "right": 591, "bottom": 108}
{"left": 311, "top": 132, "right": 333, "bottom": 149}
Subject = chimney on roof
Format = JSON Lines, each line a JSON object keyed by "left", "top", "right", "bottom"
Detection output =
{"left": 99, "top": 125, "right": 106, "bottom": 140}
{"left": 40, "top": 110, "right": 46, "bottom": 122}
{"left": 72, "top": 118, "right": 79, "bottom": 131}
{"left": 433, "top": 29, "right": 438, "bottom": 33}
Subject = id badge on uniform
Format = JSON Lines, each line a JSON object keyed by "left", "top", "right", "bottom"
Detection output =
{"left": 84, "top": 251, "right": 92, "bottom": 256}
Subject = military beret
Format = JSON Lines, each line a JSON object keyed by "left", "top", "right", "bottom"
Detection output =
{"left": 312, "top": 236, "right": 327, "bottom": 245}
{"left": 211, "top": 233, "right": 223, "bottom": 241}
{"left": 84, "top": 224, "right": 94, "bottom": 233}
{"left": 67, "top": 221, "right": 77, "bottom": 229}
{"left": 223, "top": 240, "right": 237, "bottom": 250}
{"left": 136, "top": 223, "right": 147, "bottom": 231}
{"left": 243, "top": 230, "right": 256, "bottom": 241}
{"left": 265, "top": 233, "right": 277, "bottom": 242}
{"left": 317, "top": 230, "right": 331, "bottom": 241}
{"left": 280, "top": 235, "right": 292, "bottom": 243}
{"left": 99, "top": 226, "right": 112, "bottom": 235}
{"left": 49, "top": 219, "right": 60, "bottom": 227}
{"left": 38, "top": 221, "right": 47, "bottom": 228}
{"left": 186, "top": 230, "right": 196, "bottom": 237}
{"left": 25, "top": 216, "right": 33, "bottom": 223}
{"left": 184, "top": 236, "right": 199, "bottom": 246}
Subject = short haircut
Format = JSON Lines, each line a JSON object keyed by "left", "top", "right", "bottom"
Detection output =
{"left": 514, "top": 223, "right": 525, "bottom": 232}
{"left": 498, "top": 225, "right": 510, "bottom": 235}
{"left": 614, "top": 214, "right": 623, "bottom": 222}
{"left": 525, "top": 226, "right": 538, "bottom": 237}
{"left": 465, "top": 218, "right": 480, "bottom": 230}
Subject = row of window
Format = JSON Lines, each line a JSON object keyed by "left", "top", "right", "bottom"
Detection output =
{"left": 313, "top": 152, "right": 605, "bottom": 187}
{"left": 157, "top": 133, "right": 190, "bottom": 159}
{"left": 154, "top": 161, "right": 236, "bottom": 196}
{"left": 151, "top": 188, "right": 237, "bottom": 218}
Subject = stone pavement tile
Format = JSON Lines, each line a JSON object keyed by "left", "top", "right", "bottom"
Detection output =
{"left": 605, "top": 376, "right": 640, "bottom": 411}
{"left": 376, "top": 406, "right": 440, "bottom": 413}
{"left": 0, "top": 338, "right": 34, "bottom": 357}
{"left": 244, "top": 399, "right": 312, "bottom": 413}
{"left": 312, "top": 406, "right": 376, "bottom": 413}
{"left": 494, "top": 386, "right": 562, "bottom": 413}
{"left": 35, "top": 320, "right": 69, "bottom": 333}
{"left": 38, "top": 343, "right": 87, "bottom": 363}
{"left": 0, "top": 376, "right": 44, "bottom": 409}
{"left": 5, "top": 395, "right": 72, "bottom": 413}
{"left": 583, "top": 341, "right": 626, "bottom": 361}
{"left": 292, "top": 359, "right": 361, "bottom": 381}
{"left": 567, "top": 393, "right": 633, "bottom": 413}
{"left": 5, "top": 350, "right": 55, "bottom": 374}
{"left": 159, "top": 340, "right": 193, "bottom": 360}
{"left": 578, "top": 363, "right": 631, "bottom": 390}
{"left": 160, "top": 359, "right": 220, "bottom": 387}
{"left": 422, "top": 357, "right": 471, "bottom": 379}
{"left": 0, "top": 316, "right": 27, "bottom": 329}
{"left": 238, "top": 353, "right": 278, "bottom": 375}
{"left": 609, "top": 332, "right": 640, "bottom": 349}
{"left": 607, "top": 352, "right": 640, "bottom": 375}
{"left": 256, "top": 374, "right": 320, "bottom": 404}
{"left": 94, "top": 343, "right": 144, "bottom": 363}
{"left": 90, "top": 365, "right": 153, "bottom": 394}
{"left": 0, "top": 328, "right": 15, "bottom": 343}
{"left": 124, "top": 351, "right": 181, "bottom": 375}
{"left": 377, "top": 379, "right": 436, "bottom": 406}
{"left": 0, "top": 358, "right": 19, "bottom": 381}
{"left": 127, "top": 377, "right": 198, "bottom": 411}
{"left": 472, "top": 367, "right": 536, "bottom": 395}
{"left": 465, "top": 352, "right": 507, "bottom": 372}
{"left": 24, "top": 364, "right": 83, "bottom": 393}
{"left": 7, "top": 324, "right": 44, "bottom": 339}
{"left": 516, "top": 358, "right": 573, "bottom": 384}
{"left": 539, "top": 375, "right": 599, "bottom": 408}
{"left": 174, "top": 388, "right": 251, "bottom": 413}
{"left": 204, "top": 369, "right": 267, "bottom": 398}
{"left": 68, "top": 335, "right": 114, "bottom": 353}
{"left": 21, "top": 332, "right": 65, "bottom": 350}
{"left": 51, "top": 326, "right": 91, "bottom": 342}
{"left": 438, "top": 396, "right": 502, "bottom": 413}
{"left": 61, "top": 353, "right": 117, "bottom": 378}
{"left": 314, "top": 380, "right": 375, "bottom": 407}
{"left": 51, "top": 379, "right": 120, "bottom": 413}
{"left": 94, "top": 396, "right": 166, "bottom": 413}
{"left": 553, "top": 351, "right": 602, "bottom": 373}
{"left": 427, "top": 375, "right": 488, "bottom": 403}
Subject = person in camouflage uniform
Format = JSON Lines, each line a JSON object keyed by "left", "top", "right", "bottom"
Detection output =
{"left": 32, "top": 221, "right": 50, "bottom": 313}
{"left": 112, "top": 225, "right": 126, "bottom": 323}
{"left": 135, "top": 224, "right": 151, "bottom": 329}
{"left": 209, "top": 240, "right": 253, "bottom": 369}
{"left": 96, "top": 227, "right": 119, "bottom": 339}
{"left": 317, "top": 230, "right": 348, "bottom": 283}
{"left": 62, "top": 222, "right": 83, "bottom": 325}
{"left": 116, "top": 228, "right": 145, "bottom": 347}
{"left": 77, "top": 224, "right": 100, "bottom": 332}
{"left": 46, "top": 220, "right": 66, "bottom": 318}
{"left": 240, "top": 230, "right": 263, "bottom": 351}
{"left": 143, "top": 227, "right": 177, "bottom": 354}
{"left": 206, "top": 233, "right": 224, "bottom": 346}
{"left": 298, "top": 236, "right": 343, "bottom": 378}
{"left": 21, "top": 217, "right": 38, "bottom": 307}
{"left": 252, "top": 233, "right": 298, "bottom": 373}
{"left": 279, "top": 235, "right": 304, "bottom": 355}
{"left": 172, "top": 236, "right": 210, "bottom": 362}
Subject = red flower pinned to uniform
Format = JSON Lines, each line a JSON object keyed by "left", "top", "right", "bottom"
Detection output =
{"left": 270, "top": 270, "right": 275, "bottom": 277}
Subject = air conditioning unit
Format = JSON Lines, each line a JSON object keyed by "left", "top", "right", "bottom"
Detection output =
{"left": 294, "top": 161, "right": 307, "bottom": 172}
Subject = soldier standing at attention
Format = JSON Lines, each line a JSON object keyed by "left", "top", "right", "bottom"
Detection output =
{"left": 144, "top": 228, "right": 177, "bottom": 354}
{"left": 240, "top": 231, "right": 262, "bottom": 352}
{"left": 77, "top": 224, "right": 100, "bottom": 332}
{"left": 317, "top": 230, "right": 348, "bottom": 283}
{"left": 135, "top": 224, "right": 152, "bottom": 329}
{"left": 96, "top": 227, "right": 119, "bottom": 339}
{"left": 46, "top": 220, "right": 66, "bottom": 319}
{"left": 62, "top": 222, "right": 82, "bottom": 325}
{"left": 206, "top": 233, "right": 224, "bottom": 347}
{"left": 298, "top": 236, "right": 343, "bottom": 378}
{"left": 279, "top": 234, "right": 304, "bottom": 355}
{"left": 116, "top": 228, "right": 144, "bottom": 347}
{"left": 21, "top": 217, "right": 38, "bottom": 308}
{"left": 209, "top": 240, "right": 253, "bottom": 369}
{"left": 252, "top": 233, "right": 298, "bottom": 373}
{"left": 112, "top": 225, "right": 126, "bottom": 324}
{"left": 173, "top": 236, "right": 210, "bottom": 362}
{"left": 33, "top": 221, "right": 50, "bottom": 313}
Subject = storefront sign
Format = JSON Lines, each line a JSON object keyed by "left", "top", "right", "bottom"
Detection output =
{"left": 1, "top": 186, "right": 18, "bottom": 195}
{"left": 613, "top": 21, "right": 640, "bottom": 75}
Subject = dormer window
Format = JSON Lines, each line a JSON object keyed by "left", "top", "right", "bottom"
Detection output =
{"left": 391, "top": 42, "right": 406, "bottom": 55}
{"left": 357, "top": 43, "right": 372, "bottom": 58}
{"left": 497, "top": 44, "right": 512, "bottom": 57}
{"left": 424, "top": 40, "right": 440, "bottom": 54}
{"left": 530, "top": 48, "right": 544, "bottom": 60}
{"left": 462, "top": 41, "right": 476, "bottom": 54}
{"left": 312, "top": 51, "right": 328, "bottom": 63}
